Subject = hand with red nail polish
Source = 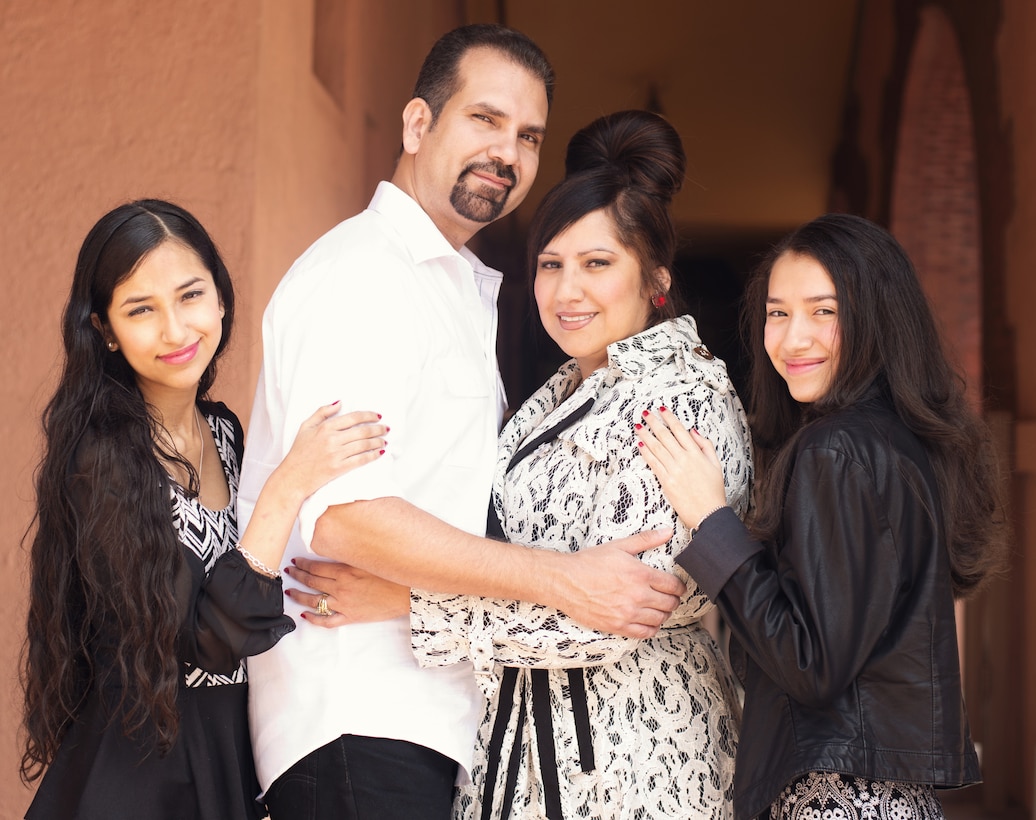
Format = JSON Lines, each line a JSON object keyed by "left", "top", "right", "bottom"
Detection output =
{"left": 232, "top": 405, "right": 388, "bottom": 587}
{"left": 637, "top": 409, "right": 727, "bottom": 528}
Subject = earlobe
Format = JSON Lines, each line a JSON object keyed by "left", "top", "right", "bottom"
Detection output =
{"left": 401, "top": 97, "right": 433, "bottom": 156}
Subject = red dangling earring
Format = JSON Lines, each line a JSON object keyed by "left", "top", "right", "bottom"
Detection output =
{"left": 651, "top": 293, "right": 666, "bottom": 309}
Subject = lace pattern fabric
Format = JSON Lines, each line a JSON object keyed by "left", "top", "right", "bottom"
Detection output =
{"left": 770, "top": 772, "right": 946, "bottom": 820}
{"left": 412, "top": 316, "right": 753, "bottom": 819}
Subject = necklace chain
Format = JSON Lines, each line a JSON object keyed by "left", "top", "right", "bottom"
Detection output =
{"left": 156, "top": 408, "right": 206, "bottom": 492}
{"left": 194, "top": 406, "right": 205, "bottom": 483}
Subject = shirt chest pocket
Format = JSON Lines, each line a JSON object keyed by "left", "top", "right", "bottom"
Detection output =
{"left": 432, "top": 357, "right": 495, "bottom": 469}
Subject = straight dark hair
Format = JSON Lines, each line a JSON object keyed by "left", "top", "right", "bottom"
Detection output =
{"left": 527, "top": 110, "right": 686, "bottom": 324}
{"left": 22, "top": 200, "right": 234, "bottom": 781}
{"left": 412, "top": 22, "right": 555, "bottom": 122}
{"left": 744, "top": 213, "right": 1006, "bottom": 597}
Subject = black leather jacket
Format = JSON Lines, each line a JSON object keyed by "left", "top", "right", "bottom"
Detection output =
{"left": 677, "top": 396, "right": 980, "bottom": 820}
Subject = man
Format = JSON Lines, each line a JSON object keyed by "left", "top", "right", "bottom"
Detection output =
{"left": 239, "top": 23, "right": 681, "bottom": 820}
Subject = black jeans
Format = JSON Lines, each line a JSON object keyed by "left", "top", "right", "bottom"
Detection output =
{"left": 264, "top": 734, "right": 458, "bottom": 820}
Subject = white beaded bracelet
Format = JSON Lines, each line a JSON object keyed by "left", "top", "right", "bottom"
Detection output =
{"left": 236, "top": 544, "right": 280, "bottom": 577}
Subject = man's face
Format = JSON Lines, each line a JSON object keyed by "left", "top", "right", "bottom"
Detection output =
{"left": 407, "top": 47, "right": 549, "bottom": 247}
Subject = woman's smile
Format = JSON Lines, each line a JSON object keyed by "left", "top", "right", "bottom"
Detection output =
{"left": 158, "top": 341, "right": 201, "bottom": 365}
{"left": 535, "top": 209, "right": 657, "bottom": 379}
{"left": 556, "top": 312, "right": 597, "bottom": 329}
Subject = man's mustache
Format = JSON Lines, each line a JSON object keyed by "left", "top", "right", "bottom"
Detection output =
{"left": 460, "top": 161, "right": 517, "bottom": 187}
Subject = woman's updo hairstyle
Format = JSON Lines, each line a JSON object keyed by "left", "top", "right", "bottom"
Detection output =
{"left": 527, "top": 109, "right": 686, "bottom": 324}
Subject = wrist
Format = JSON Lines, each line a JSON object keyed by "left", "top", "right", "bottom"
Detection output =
{"left": 691, "top": 504, "right": 728, "bottom": 538}
{"left": 266, "top": 463, "right": 309, "bottom": 509}
{"left": 236, "top": 544, "right": 280, "bottom": 578}
{"left": 522, "top": 548, "right": 570, "bottom": 610}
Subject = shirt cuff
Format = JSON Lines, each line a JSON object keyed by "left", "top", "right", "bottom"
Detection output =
{"left": 675, "top": 506, "right": 764, "bottom": 599}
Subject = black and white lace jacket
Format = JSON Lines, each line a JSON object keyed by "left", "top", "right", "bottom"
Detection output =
{"left": 412, "top": 316, "right": 753, "bottom": 820}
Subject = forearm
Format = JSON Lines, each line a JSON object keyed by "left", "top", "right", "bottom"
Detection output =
{"left": 311, "top": 496, "right": 567, "bottom": 605}
{"left": 237, "top": 465, "right": 307, "bottom": 575}
{"left": 313, "top": 497, "right": 681, "bottom": 639}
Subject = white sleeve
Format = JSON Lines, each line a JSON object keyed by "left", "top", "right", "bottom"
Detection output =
{"left": 249, "top": 244, "right": 423, "bottom": 551}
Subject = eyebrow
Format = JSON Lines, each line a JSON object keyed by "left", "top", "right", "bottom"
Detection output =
{"left": 468, "top": 102, "right": 547, "bottom": 137}
{"left": 766, "top": 294, "right": 838, "bottom": 304}
{"left": 540, "top": 247, "right": 619, "bottom": 257}
{"left": 119, "top": 276, "right": 207, "bottom": 307}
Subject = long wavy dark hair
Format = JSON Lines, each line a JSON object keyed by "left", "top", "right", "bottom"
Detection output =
{"left": 744, "top": 213, "right": 1005, "bottom": 597}
{"left": 526, "top": 109, "right": 687, "bottom": 325}
{"left": 21, "top": 199, "right": 235, "bottom": 781}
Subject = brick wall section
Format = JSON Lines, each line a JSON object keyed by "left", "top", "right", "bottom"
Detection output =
{"left": 890, "top": 6, "right": 982, "bottom": 403}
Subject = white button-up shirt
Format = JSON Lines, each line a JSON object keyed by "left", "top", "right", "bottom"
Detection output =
{"left": 238, "top": 182, "right": 504, "bottom": 792}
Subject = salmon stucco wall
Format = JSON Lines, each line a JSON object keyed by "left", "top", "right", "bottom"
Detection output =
{"left": 0, "top": 3, "right": 260, "bottom": 816}
{"left": 0, "top": 1, "right": 461, "bottom": 815}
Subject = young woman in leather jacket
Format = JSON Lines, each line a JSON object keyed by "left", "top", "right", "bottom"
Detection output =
{"left": 637, "top": 213, "right": 1006, "bottom": 820}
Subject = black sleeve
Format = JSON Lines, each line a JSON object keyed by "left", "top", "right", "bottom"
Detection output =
{"left": 69, "top": 419, "right": 296, "bottom": 677}
{"left": 677, "top": 446, "right": 900, "bottom": 707}
{"left": 179, "top": 401, "right": 295, "bottom": 673}
{"left": 180, "top": 549, "right": 296, "bottom": 674}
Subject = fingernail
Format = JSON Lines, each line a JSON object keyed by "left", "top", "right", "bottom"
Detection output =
{"left": 331, "top": 400, "right": 340, "bottom": 406}
{"left": 283, "top": 567, "right": 292, "bottom": 575}
{"left": 642, "top": 410, "right": 650, "bottom": 417}
{"left": 634, "top": 423, "right": 642, "bottom": 430}
{"left": 377, "top": 413, "right": 382, "bottom": 419}
{"left": 692, "top": 428, "right": 699, "bottom": 434}
{"left": 300, "top": 612, "right": 308, "bottom": 620}
{"left": 291, "top": 558, "right": 297, "bottom": 565}
{"left": 385, "top": 426, "right": 390, "bottom": 432}
{"left": 379, "top": 449, "right": 385, "bottom": 455}
{"left": 659, "top": 406, "right": 668, "bottom": 413}
{"left": 637, "top": 441, "right": 644, "bottom": 447}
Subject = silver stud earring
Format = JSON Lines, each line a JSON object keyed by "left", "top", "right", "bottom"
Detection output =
{"left": 107, "top": 341, "right": 117, "bottom": 352}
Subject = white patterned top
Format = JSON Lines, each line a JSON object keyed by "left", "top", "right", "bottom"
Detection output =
{"left": 412, "top": 315, "right": 753, "bottom": 820}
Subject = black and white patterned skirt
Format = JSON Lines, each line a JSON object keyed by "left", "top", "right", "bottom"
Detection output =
{"left": 770, "top": 771, "right": 945, "bottom": 820}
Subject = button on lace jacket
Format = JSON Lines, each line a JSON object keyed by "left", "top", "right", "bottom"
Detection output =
{"left": 412, "top": 316, "right": 753, "bottom": 820}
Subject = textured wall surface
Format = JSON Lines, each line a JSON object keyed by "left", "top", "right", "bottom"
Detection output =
{"left": 0, "top": 1, "right": 457, "bottom": 815}
{"left": 999, "top": 0, "right": 1036, "bottom": 806}
{"left": 0, "top": 3, "right": 259, "bottom": 815}
{"left": 3, "top": 0, "right": 1036, "bottom": 816}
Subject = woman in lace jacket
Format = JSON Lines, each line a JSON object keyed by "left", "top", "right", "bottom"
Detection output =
{"left": 405, "top": 111, "right": 752, "bottom": 820}
{"left": 22, "top": 200, "right": 386, "bottom": 820}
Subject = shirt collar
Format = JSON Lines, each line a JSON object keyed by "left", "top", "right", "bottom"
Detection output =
{"left": 604, "top": 316, "right": 704, "bottom": 380}
{"left": 368, "top": 181, "right": 482, "bottom": 269}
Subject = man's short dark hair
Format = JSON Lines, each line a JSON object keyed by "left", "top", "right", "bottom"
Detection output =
{"left": 413, "top": 23, "right": 555, "bottom": 123}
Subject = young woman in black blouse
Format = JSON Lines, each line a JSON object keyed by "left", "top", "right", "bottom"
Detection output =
{"left": 638, "top": 213, "right": 1006, "bottom": 820}
{"left": 21, "top": 199, "right": 386, "bottom": 820}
